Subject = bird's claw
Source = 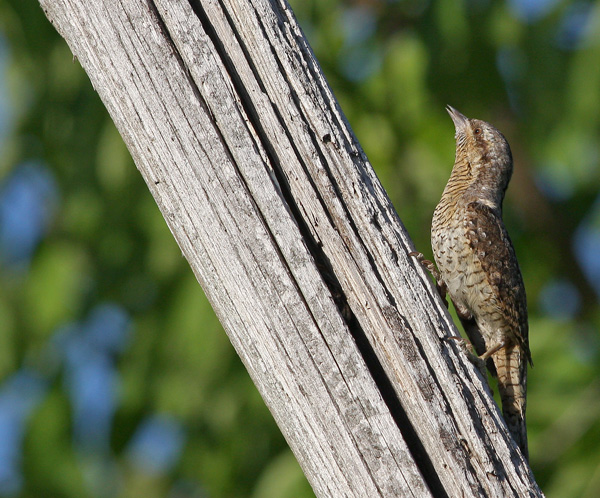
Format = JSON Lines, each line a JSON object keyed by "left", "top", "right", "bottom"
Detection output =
{"left": 409, "top": 251, "right": 449, "bottom": 307}
{"left": 409, "top": 251, "right": 438, "bottom": 278}
{"left": 446, "top": 335, "right": 488, "bottom": 377}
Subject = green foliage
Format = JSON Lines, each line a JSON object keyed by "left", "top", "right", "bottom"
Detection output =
{"left": 1, "top": 0, "right": 600, "bottom": 496}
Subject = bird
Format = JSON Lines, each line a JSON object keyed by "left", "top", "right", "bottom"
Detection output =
{"left": 429, "top": 105, "right": 532, "bottom": 460}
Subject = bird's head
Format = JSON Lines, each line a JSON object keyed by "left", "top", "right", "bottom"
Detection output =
{"left": 446, "top": 105, "right": 513, "bottom": 207}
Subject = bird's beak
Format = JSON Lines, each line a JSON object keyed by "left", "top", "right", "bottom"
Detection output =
{"left": 446, "top": 105, "right": 469, "bottom": 136}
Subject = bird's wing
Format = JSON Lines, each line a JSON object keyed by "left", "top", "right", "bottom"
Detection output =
{"left": 464, "top": 201, "right": 532, "bottom": 366}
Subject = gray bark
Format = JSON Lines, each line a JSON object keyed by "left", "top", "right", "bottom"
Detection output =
{"left": 40, "top": 0, "right": 543, "bottom": 496}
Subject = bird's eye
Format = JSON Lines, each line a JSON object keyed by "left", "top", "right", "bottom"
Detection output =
{"left": 474, "top": 128, "right": 482, "bottom": 135}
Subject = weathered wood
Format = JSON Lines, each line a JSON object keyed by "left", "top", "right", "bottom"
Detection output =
{"left": 39, "top": 0, "right": 543, "bottom": 496}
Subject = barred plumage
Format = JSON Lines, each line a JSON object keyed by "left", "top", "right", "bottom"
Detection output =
{"left": 431, "top": 106, "right": 531, "bottom": 460}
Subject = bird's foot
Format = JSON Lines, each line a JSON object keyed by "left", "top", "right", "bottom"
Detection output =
{"left": 446, "top": 335, "right": 488, "bottom": 377}
{"left": 409, "top": 251, "right": 449, "bottom": 307}
{"left": 409, "top": 251, "right": 440, "bottom": 279}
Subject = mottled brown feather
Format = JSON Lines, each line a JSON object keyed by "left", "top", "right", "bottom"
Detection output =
{"left": 431, "top": 106, "right": 532, "bottom": 460}
{"left": 464, "top": 201, "right": 532, "bottom": 366}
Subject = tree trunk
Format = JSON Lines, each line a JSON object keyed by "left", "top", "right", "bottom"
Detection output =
{"left": 39, "top": 0, "right": 543, "bottom": 496}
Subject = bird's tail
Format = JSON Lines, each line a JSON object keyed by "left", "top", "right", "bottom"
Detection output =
{"left": 494, "top": 344, "right": 528, "bottom": 460}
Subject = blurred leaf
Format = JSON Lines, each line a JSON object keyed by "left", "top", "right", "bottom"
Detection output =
{"left": 25, "top": 389, "right": 86, "bottom": 497}
{"left": 252, "top": 450, "right": 314, "bottom": 498}
{"left": 24, "top": 241, "right": 89, "bottom": 341}
{"left": 0, "top": 296, "right": 16, "bottom": 378}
